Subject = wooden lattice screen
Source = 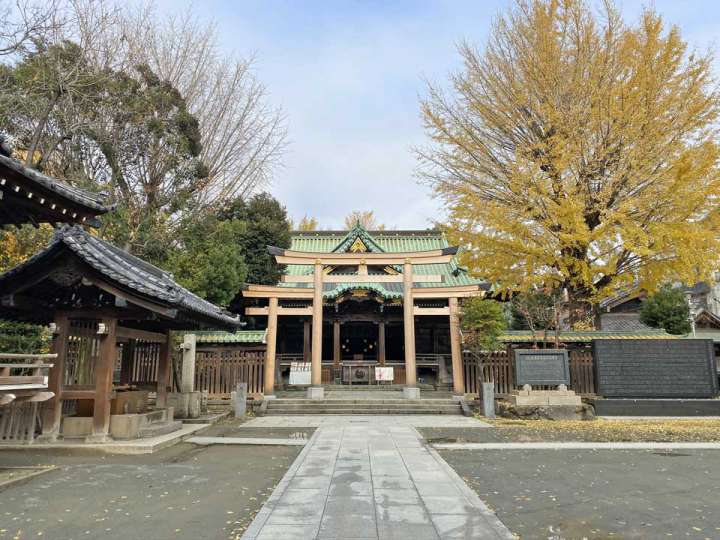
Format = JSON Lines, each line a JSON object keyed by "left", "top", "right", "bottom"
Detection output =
{"left": 129, "top": 341, "right": 160, "bottom": 386}
{"left": 463, "top": 349, "right": 596, "bottom": 396}
{"left": 65, "top": 320, "right": 100, "bottom": 386}
{"left": 195, "top": 349, "right": 264, "bottom": 397}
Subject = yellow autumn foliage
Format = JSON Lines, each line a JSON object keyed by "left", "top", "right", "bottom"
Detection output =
{"left": 0, "top": 225, "right": 54, "bottom": 272}
{"left": 419, "top": 0, "right": 720, "bottom": 307}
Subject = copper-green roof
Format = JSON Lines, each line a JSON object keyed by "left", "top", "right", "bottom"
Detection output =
{"left": 281, "top": 225, "right": 484, "bottom": 299}
{"left": 499, "top": 330, "right": 678, "bottom": 343}
{"left": 194, "top": 330, "right": 267, "bottom": 344}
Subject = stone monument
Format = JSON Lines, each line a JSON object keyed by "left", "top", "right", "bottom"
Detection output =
{"left": 508, "top": 350, "right": 581, "bottom": 407}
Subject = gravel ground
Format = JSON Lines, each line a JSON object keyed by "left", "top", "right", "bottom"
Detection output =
{"left": 437, "top": 447, "right": 720, "bottom": 539}
{"left": 0, "top": 422, "right": 306, "bottom": 540}
{"left": 417, "top": 426, "right": 720, "bottom": 539}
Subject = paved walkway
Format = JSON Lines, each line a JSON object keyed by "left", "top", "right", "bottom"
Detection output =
{"left": 241, "top": 416, "right": 512, "bottom": 540}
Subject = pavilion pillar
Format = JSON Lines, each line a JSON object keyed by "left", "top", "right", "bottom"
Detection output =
{"left": 156, "top": 329, "right": 172, "bottom": 408}
{"left": 333, "top": 320, "right": 341, "bottom": 369}
{"left": 449, "top": 297, "right": 465, "bottom": 395}
{"left": 303, "top": 320, "right": 311, "bottom": 362}
{"left": 309, "top": 261, "right": 324, "bottom": 397}
{"left": 264, "top": 297, "right": 279, "bottom": 395}
{"left": 403, "top": 260, "right": 417, "bottom": 391}
{"left": 40, "top": 313, "right": 70, "bottom": 441}
{"left": 90, "top": 318, "right": 117, "bottom": 442}
{"left": 378, "top": 321, "right": 386, "bottom": 365}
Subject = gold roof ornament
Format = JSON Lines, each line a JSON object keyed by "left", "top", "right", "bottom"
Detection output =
{"left": 350, "top": 237, "right": 368, "bottom": 253}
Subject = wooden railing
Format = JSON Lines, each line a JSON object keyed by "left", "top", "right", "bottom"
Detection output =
{"left": 462, "top": 349, "right": 596, "bottom": 396}
{"left": 0, "top": 354, "right": 55, "bottom": 392}
{"left": 415, "top": 354, "right": 450, "bottom": 366}
{"left": 0, "top": 353, "right": 57, "bottom": 442}
{"left": 195, "top": 349, "right": 264, "bottom": 397}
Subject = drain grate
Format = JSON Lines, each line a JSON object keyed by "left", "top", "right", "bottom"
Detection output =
{"left": 425, "top": 437, "right": 466, "bottom": 444}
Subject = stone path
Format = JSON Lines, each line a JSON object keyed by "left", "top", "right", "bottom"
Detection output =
{"left": 241, "top": 416, "right": 512, "bottom": 539}
{"left": 244, "top": 414, "right": 488, "bottom": 429}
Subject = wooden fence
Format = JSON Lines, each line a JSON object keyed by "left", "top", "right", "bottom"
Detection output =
{"left": 463, "top": 349, "right": 595, "bottom": 396}
{"left": 195, "top": 349, "right": 264, "bottom": 397}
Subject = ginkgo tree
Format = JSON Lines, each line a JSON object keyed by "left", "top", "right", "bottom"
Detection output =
{"left": 418, "top": 0, "right": 720, "bottom": 322}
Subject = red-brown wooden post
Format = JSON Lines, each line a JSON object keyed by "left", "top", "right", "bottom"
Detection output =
{"left": 333, "top": 320, "right": 341, "bottom": 369}
{"left": 378, "top": 321, "right": 386, "bottom": 366}
{"left": 157, "top": 330, "right": 172, "bottom": 408}
{"left": 90, "top": 317, "right": 117, "bottom": 442}
{"left": 303, "top": 320, "right": 311, "bottom": 362}
{"left": 40, "top": 313, "right": 70, "bottom": 441}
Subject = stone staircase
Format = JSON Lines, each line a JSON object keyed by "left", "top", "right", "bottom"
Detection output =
{"left": 264, "top": 393, "right": 463, "bottom": 416}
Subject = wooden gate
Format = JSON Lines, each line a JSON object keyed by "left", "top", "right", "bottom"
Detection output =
{"left": 195, "top": 349, "right": 264, "bottom": 397}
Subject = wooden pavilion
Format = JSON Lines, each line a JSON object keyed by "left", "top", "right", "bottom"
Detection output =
{"left": 0, "top": 225, "right": 241, "bottom": 441}
{"left": 0, "top": 146, "right": 117, "bottom": 441}
{"left": 241, "top": 224, "right": 487, "bottom": 397}
{"left": 0, "top": 152, "right": 114, "bottom": 227}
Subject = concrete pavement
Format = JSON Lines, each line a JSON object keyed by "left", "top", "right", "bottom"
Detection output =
{"left": 241, "top": 416, "right": 512, "bottom": 540}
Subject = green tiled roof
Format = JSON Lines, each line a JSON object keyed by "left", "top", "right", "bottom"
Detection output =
{"left": 499, "top": 330, "right": 678, "bottom": 343}
{"left": 193, "top": 330, "right": 267, "bottom": 344}
{"left": 282, "top": 226, "right": 484, "bottom": 299}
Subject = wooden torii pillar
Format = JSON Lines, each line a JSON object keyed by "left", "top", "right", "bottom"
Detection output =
{"left": 308, "top": 261, "right": 324, "bottom": 398}
{"left": 403, "top": 260, "right": 418, "bottom": 397}
{"left": 449, "top": 297, "right": 464, "bottom": 395}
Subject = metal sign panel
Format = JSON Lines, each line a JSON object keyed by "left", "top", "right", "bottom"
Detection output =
{"left": 514, "top": 349, "right": 570, "bottom": 386}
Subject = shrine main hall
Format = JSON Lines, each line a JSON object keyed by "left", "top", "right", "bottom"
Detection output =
{"left": 242, "top": 224, "right": 486, "bottom": 398}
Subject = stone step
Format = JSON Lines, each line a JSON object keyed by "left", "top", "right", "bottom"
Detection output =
{"left": 138, "top": 420, "right": 183, "bottom": 439}
{"left": 267, "top": 404, "right": 461, "bottom": 411}
{"left": 268, "top": 399, "right": 458, "bottom": 405}
{"left": 265, "top": 408, "right": 462, "bottom": 415}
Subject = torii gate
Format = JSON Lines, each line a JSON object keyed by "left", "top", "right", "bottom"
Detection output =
{"left": 243, "top": 245, "right": 484, "bottom": 399}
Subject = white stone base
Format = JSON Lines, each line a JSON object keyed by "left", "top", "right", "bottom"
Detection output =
{"left": 307, "top": 386, "right": 325, "bottom": 400}
{"left": 508, "top": 389, "right": 582, "bottom": 406}
{"left": 263, "top": 395, "right": 277, "bottom": 401}
{"left": 403, "top": 387, "right": 421, "bottom": 399}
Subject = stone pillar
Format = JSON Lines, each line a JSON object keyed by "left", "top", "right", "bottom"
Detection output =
{"left": 303, "top": 320, "right": 311, "bottom": 362}
{"left": 403, "top": 260, "right": 417, "bottom": 388}
{"left": 156, "top": 329, "right": 172, "bottom": 408}
{"left": 180, "top": 333, "right": 196, "bottom": 393}
{"left": 264, "top": 297, "right": 279, "bottom": 395}
{"left": 41, "top": 313, "right": 69, "bottom": 440}
{"left": 378, "top": 321, "right": 386, "bottom": 365}
{"left": 333, "top": 320, "right": 341, "bottom": 369}
{"left": 311, "top": 262, "right": 323, "bottom": 386}
{"left": 90, "top": 318, "right": 117, "bottom": 442}
{"left": 233, "top": 382, "right": 247, "bottom": 418}
{"left": 449, "top": 297, "right": 465, "bottom": 395}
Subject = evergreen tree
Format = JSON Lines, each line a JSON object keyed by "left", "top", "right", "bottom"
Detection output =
{"left": 640, "top": 286, "right": 692, "bottom": 335}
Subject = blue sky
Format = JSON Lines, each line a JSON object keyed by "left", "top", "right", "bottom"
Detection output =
{"left": 159, "top": 1, "right": 719, "bottom": 229}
